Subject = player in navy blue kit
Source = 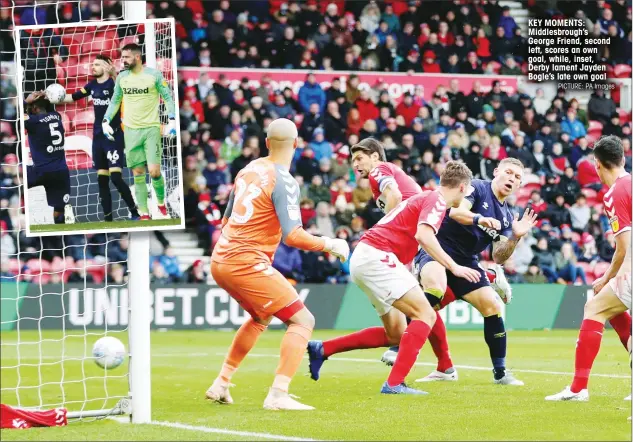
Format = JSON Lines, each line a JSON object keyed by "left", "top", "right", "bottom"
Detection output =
{"left": 413, "top": 158, "right": 538, "bottom": 385}
{"left": 24, "top": 91, "right": 71, "bottom": 224}
{"left": 62, "top": 54, "right": 139, "bottom": 221}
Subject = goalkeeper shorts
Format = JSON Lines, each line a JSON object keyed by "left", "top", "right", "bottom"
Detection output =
{"left": 123, "top": 126, "right": 162, "bottom": 168}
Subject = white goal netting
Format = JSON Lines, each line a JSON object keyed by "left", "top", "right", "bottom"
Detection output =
{"left": 0, "top": 1, "right": 157, "bottom": 420}
{"left": 17, "top": 17, "right": 181, "bottom": 225}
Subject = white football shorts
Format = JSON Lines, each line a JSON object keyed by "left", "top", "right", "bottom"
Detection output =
{"left": 349, "top": 242, "right": 418, "bottom": 317}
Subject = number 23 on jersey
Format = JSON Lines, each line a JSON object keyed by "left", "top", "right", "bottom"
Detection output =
{"left": 231, "top": 177, "right": 262, "bottom": 224}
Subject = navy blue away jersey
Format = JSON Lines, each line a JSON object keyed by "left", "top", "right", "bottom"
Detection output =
{"left": 436, "top": 179, "right": 514, "bottom": 259}
{"left": 72, "top": 78, "right": 120, "bottom": 135}
{"left": 24, "top": 111, "right": 67, "bottom": 172}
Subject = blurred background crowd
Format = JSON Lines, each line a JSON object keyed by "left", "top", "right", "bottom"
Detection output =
{"left": 1, "top": 0, "right": 632, "bottom": 286}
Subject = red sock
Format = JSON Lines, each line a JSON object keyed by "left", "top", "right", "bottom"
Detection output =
{"left": 570, "top": 319, "right": 604, "bottom": 393}
{"left": 609, "top": 311, "right": 632, "bottom": 350}
{"left": 387, "top": 320, "right": 431, "bottom": 387}
{"left": 429, "top": 312, "right": 453, "bottom": 372}
{"left": 322, "top": 327, "right": 389, "bottom": 358}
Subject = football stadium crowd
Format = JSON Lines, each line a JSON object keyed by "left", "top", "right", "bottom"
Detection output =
{"left": 0, "top": 0, "right": 632, "bottom": 286}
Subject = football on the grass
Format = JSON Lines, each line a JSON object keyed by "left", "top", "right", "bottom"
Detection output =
{"left": 44, "top": 83, "right": 66, "bottom": 104}
{"left": 92, "top": 336, "right": 126, "bottom": 369}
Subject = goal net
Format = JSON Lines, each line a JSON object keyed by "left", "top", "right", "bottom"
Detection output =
{"left": 16, "top": 17, "right": 181, "bottom": 225}
{"left": 1, "top": 1, "right": 154, "bottom": 422}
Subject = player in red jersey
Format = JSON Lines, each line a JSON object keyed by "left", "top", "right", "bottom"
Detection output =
{"left": 308, "top": 162, "right": 481, "bottom": 394}
{"left": 547, "top": 135, "right": 632, "bottom": 402}
{"left": 352, "top": 138, "right": 422, "bottom": 214}
{"left": 350, "top": 138, "right": 511, "bottom": 381}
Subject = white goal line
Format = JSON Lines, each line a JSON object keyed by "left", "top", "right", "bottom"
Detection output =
{"left": 109, "top": 417, "right": 323, "bottom": 441}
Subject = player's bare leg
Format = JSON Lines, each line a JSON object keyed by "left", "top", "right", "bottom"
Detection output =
{"left": 132, "top": 166, "right": 150, "bottom": 219}
{"left": 148, "top": 163, "right": 167, "bottom": 217}
{"left": 546, "top": 279, "right": 629, "bottom": 402}
{"left": 264, "top": 306, "right": 316, "bottom": 410}
{"left": 381, "top": 285, "right": 436, "bottom": 395}
{"left": 463, "top": 286, "right": 523, "bottom": 385}
{"left": 308, "top": 305, "right": 404, "bottom": 381}
{"left": 207, "top": 316, "right": 270, "bottom": 404}
{"left": 392, "top": 260, "right": 457, "bottom": 382}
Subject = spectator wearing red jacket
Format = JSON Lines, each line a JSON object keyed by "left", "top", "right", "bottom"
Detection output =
{"left": 354, "top": 90, "right": 379, "bottom": 124}
{"left": 395, "top": 92, "right": 421, "bottom": 125}
{"left": 576, "top": 154, "right": 604, "bottom": 191}
{"left": 421, "top": 50, "right": 441, "bottom": 73}
{"left": 473, "top": 28, "right": 491, "bottom": 61}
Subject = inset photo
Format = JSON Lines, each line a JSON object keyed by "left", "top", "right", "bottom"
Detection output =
{"left": 16, "top": 18, "right": 184, "bottom": 236}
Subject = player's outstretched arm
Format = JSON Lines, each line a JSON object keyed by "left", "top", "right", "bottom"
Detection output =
{"left": 415, "top": 223, "right": 480, "bottom": 283}
{"left": 593, "top": 230, "right": 630, "bottom": 293}
{"left": 449, "top": 198, "right": 501, "bottom": 229}
{"left": 62, "top": 84, "right": 92, "bottom": 104}
{"left": 272, "top": 169, "right": 349, "bottom": 262}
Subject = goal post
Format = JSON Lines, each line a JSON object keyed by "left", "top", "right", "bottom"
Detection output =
{"left": 0, "top": 1, "right": 172, "bottom": 425}
{"left": 124, "top": 2, "right": 151, "bottom": 426}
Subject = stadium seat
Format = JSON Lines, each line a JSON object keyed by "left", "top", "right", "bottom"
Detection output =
{"left": 577, "top": 261, "right": 594, "bottom": 277}
{"left": 57, "top": 112, "right": 72, "bottom": 133}
{"left": 56, "top": 65, "right": 67, "bottom": 86}
{"left": 0, "top": 121, "right": 14, "bottom": 134}
{"left": 587, "top": 120, "right": 603, "bottom": 135}
{"left": 613, "top": 64, "right": 632, "bottom": 79}
{"left": 516, "top": 195, "right": 530, "bottom": 207}
{"left": 517, "top": 187, "right": 532, "bottom": 200}
{"left": 119, "top": 35, "right": 139, "bottom": 49}
{"left": 8, "top": 258, "right": 21, "bottom": 275}
{"left": 585, "top": 273, "right": 596, "bottom": 285}
{"left": 581, "top": 188, "right": 597, "bottom": 199}
{"left": 156, "top": 57, "right": 173, "bottom": 76}
{"left": 617, "top": 108, "right": 631, "bottom": 122}
{"left": 593, "top": 261, "right": 610, "bottom": 278}
{"left": 73, "top": 110, "right": 95, "bottom": 131}
{"left": 486, "top": 61, "right": 502, "bottom": 74}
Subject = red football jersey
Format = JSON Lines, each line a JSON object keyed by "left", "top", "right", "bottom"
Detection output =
{"left": 603, "top": 172, "right": 632, "bottom": 237}
{"left": 368, "top": 162, "right": 422, "bottom": 212}
{"left": 361, "top": 190, "right": 447, "bottom": 264}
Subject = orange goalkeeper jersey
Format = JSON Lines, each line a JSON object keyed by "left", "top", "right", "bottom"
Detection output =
{"left": 212, "top": 158, "right": 304, "bottom": 265}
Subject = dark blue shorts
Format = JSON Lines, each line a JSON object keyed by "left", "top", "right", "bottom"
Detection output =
{"left": 413, "top": 248, "right": 490, "bottom": 299}
{"left": 27, "top": 165, "right": 71, "bottom": 209}
{"left": 93, "top": 130, "right": 125, "bottom": 171}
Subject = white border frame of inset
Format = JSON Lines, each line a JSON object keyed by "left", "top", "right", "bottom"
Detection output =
{"left": 15, "top": 18, "right": 186, "bottom": 237}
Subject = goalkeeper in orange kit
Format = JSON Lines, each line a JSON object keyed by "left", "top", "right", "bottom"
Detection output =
{"left": 206, "top": 118, "right": 350, "bottom": 410}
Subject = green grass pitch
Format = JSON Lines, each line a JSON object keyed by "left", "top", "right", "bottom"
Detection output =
{"left": 0, "top": 330, "right": 630, "bottom": 440}
{"left": 29, "top": 218, "right": 181, "bottom": 234}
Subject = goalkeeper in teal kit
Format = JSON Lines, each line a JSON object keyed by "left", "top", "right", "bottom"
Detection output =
{"left": 102, "top": 43, "right": 177, "bottom": 219}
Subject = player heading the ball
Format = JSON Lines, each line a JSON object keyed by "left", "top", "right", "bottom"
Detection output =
{"left": 62, "top": 54, "right": 140, "bottom": 222}
{"left": 103, "top": 43, "right": 177, "bottom": 220}
{"left": 23, "top": 91, "right": 71, "bottom": 225}
{"left": 207, "top": 118, "right": 349, "bottom": 410}
{"left": 309, "top": 161, "right": 480, "bottom": 394}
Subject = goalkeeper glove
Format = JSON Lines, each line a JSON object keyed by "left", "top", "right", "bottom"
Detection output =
{"left": 163, "top": 118, "right": 177, "bottom": 140}
{"left": 323, "top": 237, "right": 350, "bottom": 263}
{"left": 102, "top": 119, "right": 115, "bottom": 141}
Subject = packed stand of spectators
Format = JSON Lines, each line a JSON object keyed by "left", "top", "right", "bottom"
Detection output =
{"left": 151, "top": 0, "right": 533, "bottom": 74}
{"left": 151, "top": 0, "right": 631, "bottom": 74}
{"left": 178, "top": 60, "right": 632, "bottom": 285}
